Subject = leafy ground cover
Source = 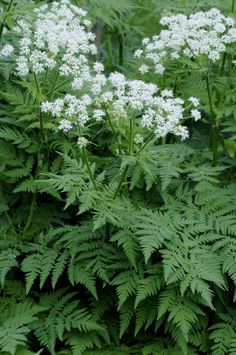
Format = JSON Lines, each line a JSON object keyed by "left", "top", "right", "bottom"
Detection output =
{"left": 0, "top": 0, "right": 236, "bottom": 354}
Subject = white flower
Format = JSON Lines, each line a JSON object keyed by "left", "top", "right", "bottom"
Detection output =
{"left": 96, "top": 73, "right": 194, "bottom": 140}
{"left": 15, "top": 56, "right": 29, "bottom": 76}
{"left": 58, "top": 119, "right": 72, "bottom": 132}
{"left": 93, "top": 62, "right": 104, "bottom": 73}
{"left": 101, "top": 92, "right": 113, "bottom": 103}
{"left": 188, "top": 97, "right": 200, "bottom": 107}
{"left": 154, "top": 64, "right": 165, "bottom": 75}
{"left": 191, "top": 109, "right": 201, "bottom": 121}
{"left": 9, "top": 0, "right": 97, "bottom": 86}
{"left": 134, "top": 134, "right": 144, "bottom": 144}
{"left": 77, "top": 136, "right": 88, "bottom": 148}
{"left": 41, "top": 101, "right": 53, "bottom": 112}
{"left": 93, "top": 109, "right": 105, "bottom": 121}
{"left": 0, "top": 44, "right": 14, "bottom": 57}
{"left": 161, "top": 90, "right": 173, "bottom": 97}
{"left": 136, "top": 8, "right": 236, "bottom": 74}
{"left": 139, "top": 64, "right": 149, "bottom": 74}
{"left": 173, "top": 125, "right": 189, "bottom": 140}
{"left": 134, "top": 49, "right": 143, "bottom": 58}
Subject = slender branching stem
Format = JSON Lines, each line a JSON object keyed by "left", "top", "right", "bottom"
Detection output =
{"left": 128, "top": 118, "right": 134, "bottom": 155}
{"left": 135, "top": 132, "right": 155, "bottom": 156}
{"left": 113, "top": 165, "right": 129, "bottom": 199}
{"left": 113, "top": 131, "right": 156, "bottom": 199}
{"left": 33, "top": 72, "right": 41, "bottom": 94}
{"left": 33, "top": 72, "right": 50, "bottom": 165}
{"left": 42, "top": 67, "right": 49, "bottom": 92}
{"left": 220, "top": 52, "right": 227, "bottom": 76}
{"left": 104, "top": 108, "right": 122, "bottom": 154}
{"left": 23, "top": 194, "right": 36, "bottom": 233}
{"left": 82, "top": 147, "right": 98, "bottom": 191}
{"left": 206, "top": 73, "right": 218, "bottom": 166}
{"left": 47, "top": 77, "right": 72, "bottom": 97}
{"left": 118, "top": 34, "right": 124, "bottom": 67}
{"left": 4, "top": 211, "right": 17, "bottom": 236}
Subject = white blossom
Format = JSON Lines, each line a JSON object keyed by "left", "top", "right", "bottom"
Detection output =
{"left": 188, "top": 97, "right": 200, "bottom": 107}
{"left": 136, "top": 8, "right": 236, "bottom": 74}
{"left": 10, "top": 0, "right": 96, "bottom": 85}
{"left": 134, "top": 134, "right": 144, "bottom": 144}
{"left": 139, "top": 64, "right": 149, "bottom": 74}
{"left": 191, "top": 109, "right": 201, "bottom": 121}
{"left": 77, "top": 137, "right": 88, "bottom": 148}
{"left": 58, "top": 119, "right": 72, "bottom": 132}
{"left": 0, "top": 44, "right": 14, "bottom": 57}
{"left": 93, "top": 109, "right": 105, "bottom": 121}
{"left": 93, "top": 62, "right": 104, "bottom": 73}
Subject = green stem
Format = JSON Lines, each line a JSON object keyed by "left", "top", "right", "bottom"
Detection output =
{"left": 106, "top": 34, "right": 113, "bottom": 67}
{"left": 4, "top": 211, "right": 17, "bottom": 236}
{"left": 113, "top": 132, "right": 156, "bottom": 199}
{"left": 0, "top": 0, "right": 15, "bottom": 40}
{"left": 23, "top": 194, "right": 36, "bottom": 233}
{"left": 82, "top": 147, "right": 98, "bottom": 191}
{"left": 220, "top": 52, "right": 227, "bottom": 76}
{"left": 206, "top": 74, "right": 218, "bottom": 166}
{"left": 105, "top": 108, "right": 122, "bottom": 154}
{"left": 33, "top": 72, "right": 41, "bottom": 94}
{"left": 42, "top": 67, "right": 49, "bottom": 92}
{"left": 232, "top": 0, "right": 235, "bottom": 12}
{"left": 47, "top": 77, "right": 71, "bottom": 97}
{"left": 113, "top": 165, "right": 129, "bottom": 199}
{"left": 128, "top": 118, "right": 134, "bottom": 155}
{"left": 135, "top": 132, "right": 155, "bottom": 156}
{"left": 33, "top": 73, "right": 50, "bottom": 165}
{"left": 118, "top": 34, "right": 124, "bottom": 67}
{"left": 184, "top": 40, "right": 203, "bottom": 69}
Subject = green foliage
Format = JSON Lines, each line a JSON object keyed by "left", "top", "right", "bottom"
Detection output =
{"left": 0, "top": 0, "right": 236, "bottom": 354}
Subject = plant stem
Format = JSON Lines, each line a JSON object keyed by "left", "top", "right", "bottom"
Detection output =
{"left": 118, "top": 34, "right": 124, "bottom": 67}
{"left": 232, "top": 0, "right": 235, "bottom": 12}
{"left": 128, "top": 118, "right": 134, "bottom": 155}
{"left": 42, "top": 67, "right": 49, "bottom": 91}
{"left": 23, "top": 194, "right": 36, "bottom": 233}
{"left": 47, "top": 77, "right": 71, "bottom": 97}
{"left": 33, "top": 72, "right": 50, "bottom": 165}
{"left": 33, "top": 72, "right": 41, "bottom": 94}
{"left": 206, "top": 74, "right": 218, "bottom": 166}
{"left": 4, "top": 211, "right": 17, "bottom": 236}
{"left": 0, "top": 0, "right": 15, "bottom": 40}
{"left": 105, "top": 108, "right": 122, "bottom": 154}
{"left": 220, "top": 52, "right": 227, "bottom": 76}
{"left": 82, "top": 147, "right": 98, "bottom": 191}
{"left": 113, "top": 165, "right": 129, "bottom": 199}
{"left": 113, "top": 132, "right": 156, "bottom": 199}
{"left": 135, "top": 132, "right": 155, "bottom": 156}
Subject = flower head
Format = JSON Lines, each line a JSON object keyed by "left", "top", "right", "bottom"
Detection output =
{"left": 136, "top": 8, "right": 236, "bottom": 74}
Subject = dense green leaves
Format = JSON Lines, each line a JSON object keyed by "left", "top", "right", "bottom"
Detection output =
{"left": 0, "top": 0, "right": 236, "bottom": 354}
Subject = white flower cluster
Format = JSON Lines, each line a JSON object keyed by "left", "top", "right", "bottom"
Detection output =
{"left": 12, "top": 0, "right": 96, "bottom": 89}
{"left": 0, "top": 44, "right": 14, "bottom": 57}
{"left": 77, "top": 137, "right": 88, "bottom": 148}
{"left": 135, "top": 8, "right": 236, "bottom": 74}
{"left": 41, "top": 94, "right": 93, "bottom": 129}
{"left": 41, "top": 71, "right": 201, "bottom": 140}
{"left": 98, "top": 74, "right": 201, "bottom": 140}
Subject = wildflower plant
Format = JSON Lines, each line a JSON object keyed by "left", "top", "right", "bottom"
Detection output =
{"left": 135, "top": 8, "right": 236, "bottom": 166}
{"left": 0, "top": 1, "right": 236, "bottom": 355}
